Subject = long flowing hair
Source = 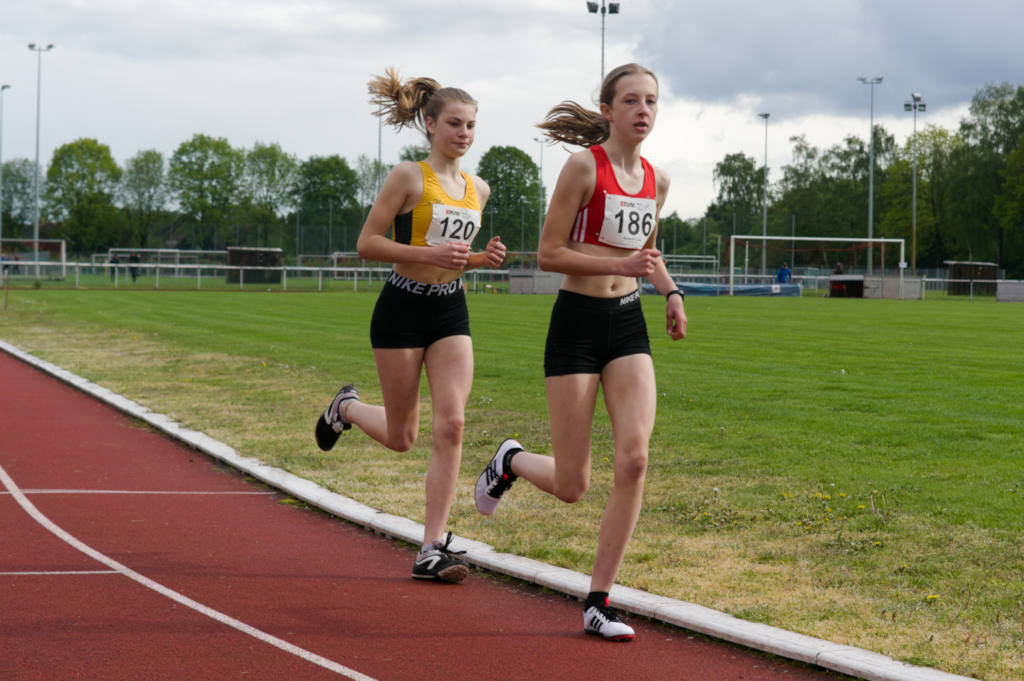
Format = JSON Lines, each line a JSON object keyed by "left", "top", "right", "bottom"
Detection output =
{"left": 537, "top": 63, "right": 658, "bottom": 147}
{"left": 368, "top": 67, "right": 477, "bottom": 141}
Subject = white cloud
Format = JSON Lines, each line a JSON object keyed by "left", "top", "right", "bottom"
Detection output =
{"left": 0, "top": 0, "right": 1018, "bottom": 222}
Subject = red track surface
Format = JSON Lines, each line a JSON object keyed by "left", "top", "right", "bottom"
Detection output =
{"left": 0, "top": 350, "right": 845, "bottom": 680}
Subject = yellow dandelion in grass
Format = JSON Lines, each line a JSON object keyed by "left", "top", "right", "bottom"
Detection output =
{"left": 857, "top": 504, "right": 866, "bottom": 510}
{"left": 839, "top": 492, "right": 847, "bottom": 498}
{"left": 926, "top": 594, "right": 939, "bottom": 604}
{"left": 873, "top": 541, "right": 882, "bottom": 547}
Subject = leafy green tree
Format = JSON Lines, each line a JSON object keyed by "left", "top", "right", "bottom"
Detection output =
{"left": 399, "top": 144, "right": 430, "bottom": 162}
{"left": 995, "top": 134, "right": 1024, "bottom": 276}
{"left": 477, "top": 145, "right": 543, "bottom": 255}
{"left": 948, "top": 83, "right": 1024, "bottom": 268}
{"left": 168, "top": 134, "right": 242, "bottom": 249}
{"left": 354, "top": 154, "right": 390, "bottom": 209}
{"left": 709, "top": 152, "right": 760, "bottom": 244}
{"left": 292, "top": 154, "right": 360, "bottom": 253}
{"left": 1, "top": 158, "right": 40, "bottom": 237}
{"left": 237, "top": 142, "right": 296, "bottom": 247}
{"left": 119, "top": 149, "right": 167, "bottom": 248}
{"left": 45, "top": 138, "right": 123, "bottom": 254}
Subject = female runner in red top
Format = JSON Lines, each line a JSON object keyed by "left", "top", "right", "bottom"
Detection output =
{"left": 476, "top": 63, "right": 686, "bottom": 639}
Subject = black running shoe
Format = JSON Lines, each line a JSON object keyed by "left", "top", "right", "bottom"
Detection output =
{"left": 411, "top": 532, "right": 470, "bottom": 583}
{"left": 475, "top": 438, "right": 522, "bottom": 515}
{"left": 314, "top": 384, "right": 359, "bottom": 451}
{"left": 584, "top": 599, "right": 635, "bottom": 641}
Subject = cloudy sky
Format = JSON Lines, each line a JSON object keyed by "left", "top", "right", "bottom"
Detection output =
{"left": 2, "top": 0, "right": 1021, "bottom": 220}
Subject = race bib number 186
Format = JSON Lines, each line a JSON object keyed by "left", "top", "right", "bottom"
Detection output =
{"left": 599, "top": 194, "right": 657, "bottom": 249}
{"left": 426, "top": 204, "right": 482, "bottom": 246}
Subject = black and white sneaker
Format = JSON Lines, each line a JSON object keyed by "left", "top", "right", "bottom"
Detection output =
{"left": 411, "top": 532, "right": 469, "bottom": 583}
{"left": 584, "top": 599, "right": 635, "bottom": 641}
{"left": 314, "top": 384, "right": 359, "bottom": 451}
{"left": 475, "top": 438, "right": 523, "bottom": 516}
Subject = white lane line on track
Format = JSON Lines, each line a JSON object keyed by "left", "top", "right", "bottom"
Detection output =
{"left": 2, "top": 490, "right": 278, "bottom": 495}
{"left": 0, "top": 570, "right": 120, "bottom": 576}
{"left": 0, "top": 464, "right": 378, "bottom": 681}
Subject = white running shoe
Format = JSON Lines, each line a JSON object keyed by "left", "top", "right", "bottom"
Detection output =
{"left": 475, "top": 438, "right": 523, "bottom": 516}
{"left": 584, "top": 599, "right": 636, "bottom": 641}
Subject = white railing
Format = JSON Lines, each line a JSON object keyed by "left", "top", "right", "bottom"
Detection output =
{"left": 0, "top": 260, "right": 510, "bottom": 293}
{"left": 2, "top": 259, "right": 1020, "bottom": 301}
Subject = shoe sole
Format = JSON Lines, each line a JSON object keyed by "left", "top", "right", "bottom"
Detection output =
{"left": 412, "top": 564, "right": 469, "bottom": 583}
{"left": 585, "top": 629, "right": 635, "bottom": 641}
{"left": 314, "top": 411, "right": 341, "bottom": 451}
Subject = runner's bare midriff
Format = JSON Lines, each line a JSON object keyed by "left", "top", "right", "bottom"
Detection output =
{"left": 393, "top": 262, "right": 463, "bottom": 286}
{"left": 559, "top": 241, "right": 642, "bottom": 298}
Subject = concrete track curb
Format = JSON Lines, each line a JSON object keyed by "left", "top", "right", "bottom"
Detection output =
{"left": 0, "top": 340, "right": 974, "bottom": 681}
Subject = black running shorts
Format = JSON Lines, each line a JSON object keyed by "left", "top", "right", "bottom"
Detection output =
{"left": 370, "top": 271, "right": 470, "bottom": 349}
{"left": 544, "top": 289, "right": 651, "bottom": 377}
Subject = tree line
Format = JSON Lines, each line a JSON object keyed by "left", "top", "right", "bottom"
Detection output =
{"left": 704, "top": 82, "right": 1024, "bottom": 277}
{"left": 1, "top": 81, "right": 1021, "bottom": 276}
{"left": 0, "top": 134, "right": 545, "bottom": 262}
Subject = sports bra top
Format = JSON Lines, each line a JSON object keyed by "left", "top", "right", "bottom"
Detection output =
{"left": 569, "top": 145, "right": 657, "bottom": 251}
{"left": 392, "top": 162, "right": 482, "bottom": 248}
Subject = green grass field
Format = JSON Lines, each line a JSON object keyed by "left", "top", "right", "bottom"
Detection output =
{"left": 2, "top": 287, "right": 1022, "bottom": 679}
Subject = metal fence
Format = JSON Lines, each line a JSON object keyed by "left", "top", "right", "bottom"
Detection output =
{"left": 0, "top": 260, "right": 510, "bottom": 294}
{"left": 2, "top": 260, "right": 1021, "bottom": 302}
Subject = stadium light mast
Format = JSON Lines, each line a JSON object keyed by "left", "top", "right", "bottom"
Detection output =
{"left": 586, "top": 1, "right": 620, "bottom": 80}
{"left": 904, "top": 92, "right": 926, "bottom": 276}
{"left": 858, "top": 75, "right": 882, "bottom": 274}
{"left": 533, "top": 136, "right": 545, "bottom": 239}
{"left": 0, "top": 84, "right": 10, "bottom": 259}
{"left": 758, "top": 112, "right": 769, "bottom": 276}
{"left": 29, "top": 42, "right": 54, "bottom": 279}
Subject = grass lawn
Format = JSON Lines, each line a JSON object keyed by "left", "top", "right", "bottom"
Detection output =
{"left": 1, "top": 287, "right": 1022, "bottom": 679}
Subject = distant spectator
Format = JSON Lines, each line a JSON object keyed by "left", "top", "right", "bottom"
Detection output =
{"left": 775, "top": 261, "right": 792, "bottom": 283}
{"left": 129, "top": 252, "right": 140, "bottom": 283}
{"left": 109, "top": 254, "right": 120, "bottom": 280}
{"left": 833, "top": 262, "right": 845, "bottom": 275}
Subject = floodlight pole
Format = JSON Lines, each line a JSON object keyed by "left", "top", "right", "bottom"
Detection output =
{"left": 533, "top": 136, "right": 544, "bottom": 239}
{"left": 29, "top": 43, "right": 54, "bottom": 279}
{"left": 0, "top": 84, "right": 9, "bottom": 258}
{"left": 904, "top": 92, "right": 925, "bottom": 276}
{"left": 586, "top": 1, "right": 620, "bottom": 79}
{"left": 858, "top": 76, "right": 882, "bottom": 274}
{"left": 758, "top": 112, "right": 769, "bottom": 276}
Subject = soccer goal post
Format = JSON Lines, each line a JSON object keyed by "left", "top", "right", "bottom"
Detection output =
{"left": 728, "top": 235, "right": 905, "bottom": 296}
{"left": 0, "top": 238, "right": 68, "bottom": 278}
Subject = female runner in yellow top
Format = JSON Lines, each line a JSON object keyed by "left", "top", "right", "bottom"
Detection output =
{"left": 316, "top": 68, "right": 506, "bottom": 583}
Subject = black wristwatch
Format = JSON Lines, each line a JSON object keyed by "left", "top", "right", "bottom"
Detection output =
{"left": 666, "top": 289, "right": 684, "bottom": 302}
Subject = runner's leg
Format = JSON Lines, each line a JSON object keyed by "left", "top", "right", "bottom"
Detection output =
{"left": 589, "top": 353, "right": 656, "bottom": 592}
{"left": 422, "top": 334, "right": 474, "bottom": 543}
{"left": 344, "top": 347, "right": 424, "bottom": 452}
{"left": 510, "top": 373, "right": 600, "bottom": 501}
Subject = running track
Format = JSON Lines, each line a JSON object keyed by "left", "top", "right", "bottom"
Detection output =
{"left": 0, "top": 348, "right": 861, "bottom": 681}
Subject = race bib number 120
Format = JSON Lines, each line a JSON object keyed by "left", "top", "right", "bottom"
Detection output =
{"left": 599, "top": 194, "right": 657, "bottom": 249}
{"left": 426, "top": 204, "right": 481, "bottom": 246}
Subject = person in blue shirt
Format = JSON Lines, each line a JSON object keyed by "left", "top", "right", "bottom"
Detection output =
{"left": 776, "top": 261, "right": 792, "bottom": 283}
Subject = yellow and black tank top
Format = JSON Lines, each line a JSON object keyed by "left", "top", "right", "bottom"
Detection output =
{"left": 392, "top": 162, "right": 482, "bottom": 247}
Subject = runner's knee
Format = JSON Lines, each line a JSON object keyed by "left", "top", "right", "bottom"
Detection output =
{"left": 431, "top": 412, "right": 465, "bottom": 448}
{"left": 554, "top": 473, "right": 589, "bottom": 504}
{"left": 387, "top": 427, "right": 419, "bottom": 452}
{"left": 615, "top": 448, "right": 648, "bottom": 485}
